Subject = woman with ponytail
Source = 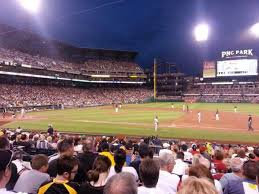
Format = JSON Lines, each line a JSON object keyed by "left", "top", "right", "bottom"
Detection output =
{"left": 79, "top": 155, "right": 111, "bottom": 194}
{"left": 106, "top": 148, "right": 139, "bottom": 182}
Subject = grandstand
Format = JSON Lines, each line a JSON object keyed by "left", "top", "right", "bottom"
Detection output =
{"left": 0, "top": 24, "right": 152, "bottom": 111}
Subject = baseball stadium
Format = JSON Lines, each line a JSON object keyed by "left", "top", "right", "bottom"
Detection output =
{"left": 1, "top": 1, "right": 259, "bottom": 194}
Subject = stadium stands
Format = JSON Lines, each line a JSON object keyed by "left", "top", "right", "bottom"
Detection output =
{"left": 0, "top": 84, "right": 152, "bottom": 108}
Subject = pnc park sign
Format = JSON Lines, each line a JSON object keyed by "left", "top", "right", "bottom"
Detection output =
{"left": 221, "top": 49, "right": 254, "bottom": 59}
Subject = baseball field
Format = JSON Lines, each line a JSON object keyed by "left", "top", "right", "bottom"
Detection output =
{"left": 2, "top": 102, "right": 259, "bottom": 143}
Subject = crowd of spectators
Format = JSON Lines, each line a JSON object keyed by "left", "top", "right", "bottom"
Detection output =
{"left": 0, "top": 128, "right": 259, "bottom": 194}
{"left": 0, "top": 84, "right": 152, "bottom": 107}
{"left": 184, "top": 84, "right": 259, "bottom": 103}
{"left": 0, "top": 47, "right": 144, "bottom": 75}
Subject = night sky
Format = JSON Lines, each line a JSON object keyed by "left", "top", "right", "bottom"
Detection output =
{"left": 1, "top": 0, "right": 259, "bottom": 75}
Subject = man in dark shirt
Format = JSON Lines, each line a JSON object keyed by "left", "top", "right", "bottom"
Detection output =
{"left": 38, "top": 156, "right": 79, "bottom": 194}
{"left": 47, "top": 138, "right": 74, "bottom": 178}
{"left": 130, "top": 143, "right": 152, "bottom": 178}
{"left": 47, "top": 124, "right": 54, "bottom": 135}
{"left": 73, "top": 139, "right": 98, "bottom": 183}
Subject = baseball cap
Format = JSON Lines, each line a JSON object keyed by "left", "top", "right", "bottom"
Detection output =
{"left": 0, "top": 150, "right": 13, "bottom": 171}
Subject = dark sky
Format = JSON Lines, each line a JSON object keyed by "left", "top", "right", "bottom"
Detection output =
{"left": 1, "top": 0, "right": 259, "bottom": 75}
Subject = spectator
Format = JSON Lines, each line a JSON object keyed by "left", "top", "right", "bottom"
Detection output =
{"left": 138, "top": 158, "right": 163, "bottom": 194}
{"left": 38, "top": 156, "right": 79, "bottom": 194}
{"left": 99, "top": 142, "right": 115, "bottom": 166}
{"left": 36, "top": 134, "right": 52, "bottom": 150}
{"left": 47, "top": 138, "right": 74, "bottom": 178}
{"left": 74, "top": 139, "right": 98, "bottom": 183}
{"left": 104, "top": 172, "right": 137, "bottom": 194}
{"left": 213, "top": 150, "right": 227, "bottom": 173}
{"left": 172, "top": 151, "right": 189, "bottom": 176}
{"left": 14, "top": 154, "right": 50, "bottom": 194}
{"left": 219, "top": 157, "right": 243, "bottom": 190}
{"left": 0, "top": 136, "right": 19, "bottom": 191}
{"left": 253, "top": 148, "right": 259, "bottom": 161}
{"left": 106, "top": 149, "right": 138, "bottom": 181}
{"left": 188, "top": 164, "right": 222, "bottom": 194}
{"left": 178, "top": 177, "right": 218, "bottom": 194}
{"left": 156, "top": 152, "right": 179, "bottom": 194}
{"left": 0, "top": 150, "right": 21, "bottom": 194}
{"left": 181, "top": 144, "right": 193, "bottom": 163}
{"left": 224, "top": 160, "right": 257, "bottom": 194}
{"left": 130, "top": 143, "right": 152, "bottom": 177}
{"left": 78, "top": 155, "right": 111, "bottom": 194}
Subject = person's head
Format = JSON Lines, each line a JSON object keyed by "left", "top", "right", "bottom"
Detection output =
{"left": 56, "top": 156, "right": 79, "bottom": 181}
{"left": 31, "top": 154, "right": 49, "bottom": 173}
{"left": 243, "top": 160, "right": 257, "bottom": 180}
{"left": 82, "top": 139, "right": 93, "bottom": 153}
{"left": 88, "top": 155, "right": 111, "bottom": 183}
{"left": 178, "top": 177, "right": 218, "bottom": 194}
{"left": 139, "top": 158, "right": 160, "bottom": 188}
{"left": 176, "top": 151, "right": 185, "bottom": 160}
{"left": 57, "top": 138, "right": 74, "bottom": 156}
{"left": 139, "top": 143, "right": 150, "bottom": 159}
{"left": 230, "top": 157, "right": 243, "bottom": 173}
{"left": 101, "top": 142, "right": 110, "bottom": 152}
{"left": 237, "top": 148, "right": 246, "bottom": 158}
{"left": 181, "top": 144, "right": 188, "bottom": 152}
{"left": 0, "top": 150, "right": 13, "bottom": 188}
{"left": 114, "top": 149, "right": 126, "bottom": 173}
{"left": 0, "top": 136, "right": 10, "bottom": 150}
{"left": 158, "top": 152, "right": 175, "bottom": 173}
{"left": 188, "top": 164, "right": 214, "bottom": 184}
{"left": 21, "top": 134, "right": 27, "bottom": 141}
{"left": 214, "top": 150, "right": 224, "bottom": 161}
{"left": 104, "top": 172, "right": 137, "bottom": 194}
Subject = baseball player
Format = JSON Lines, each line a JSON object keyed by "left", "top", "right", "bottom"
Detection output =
{"left": 234, "top": 106, "right": 237, "bottom": 113}
{"left": 197, "top": 111, "right": 201, "bottom": 123}
{"left": 154, "top": 116, "right": 159, "bottom": 132}
{"left": 215, "top": 109, "right": 220, "bottom": 121}
{"left": 248, "top": 115, "right": 254, "bottom": 131}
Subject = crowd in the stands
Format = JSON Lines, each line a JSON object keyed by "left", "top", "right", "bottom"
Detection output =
{"left": 184, "top": 84, "right": 259, "bottom": 103}
{"left": 0, "top": 84, "right": 152, "bottom": 107}
{"left": 0, "top": 47, "right": 143, "bottom": 75}
{"left": 0, "top": 127, "right": 259, "bottom": 194}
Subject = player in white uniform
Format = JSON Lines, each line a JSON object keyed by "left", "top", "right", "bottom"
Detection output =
{"left": 197, "top": 111, "right": 201, "bottom": 123}
{"left": 234, "top": 106, "right": 237, "bottom": 113}
{"left": 154, "top": 116, "right": 159, "bottom": 132}
{"left": 215, "top": 109, "right": 220, "bottom": 121}
{"left": 115, "top": 104, "right": 119, "bottom": 113}
{"left": 171, "top": 103, "right": 174, "bottom": 109}
{"left": 21, "top": 108, "right": 25, "bottom": 118}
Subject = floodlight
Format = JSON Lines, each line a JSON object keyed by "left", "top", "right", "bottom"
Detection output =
{"left": 18, "top": 0, "right": 41, "bottom": 14}
{"left": 250, "top": 23, "right": 259, "bottom": 38}
{"left": 194, "top": 23, "right": 209, "bottom": 42}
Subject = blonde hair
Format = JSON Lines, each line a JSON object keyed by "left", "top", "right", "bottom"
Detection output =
{"left": 178, "top": 177, "right": 218, "bottom": 194}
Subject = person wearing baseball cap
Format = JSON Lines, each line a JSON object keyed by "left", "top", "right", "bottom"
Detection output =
{"left": 0, "top": 150, "right": 19, "bottom": 194}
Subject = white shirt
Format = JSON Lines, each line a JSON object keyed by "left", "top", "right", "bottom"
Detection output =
{"left": 106, "top": 166, "right": 138, "bottom": 181}
{"left": 0, "top": 188, "right": 26, "bottom": 194}
{"left": 156, "top": 170, "right": 180, "bottom": 194}
{"left": 172, "top": 159, "right": 189, "bottom": 175}
{"left": 154, "top": 118, "right": 158, "bottom": 125}
{"left": 138, "top": 186, "right": 164, "bottom": 194}
{"left": 183, "top": 151, "right": 193, "bottom": 162}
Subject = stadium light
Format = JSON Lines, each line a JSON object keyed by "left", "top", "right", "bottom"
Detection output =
{"left": 194, "top": 23, "right": 209, "bottom": 42}
{"left": 250, "top": 23, "right": 259, "bottom": 38}
{"left": 18, "top": 0, "right": 41, "bottom": 14}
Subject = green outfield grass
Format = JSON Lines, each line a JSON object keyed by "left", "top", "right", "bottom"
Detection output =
{"left": 3, "top": 102, "right": 259, "bottom": 143}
